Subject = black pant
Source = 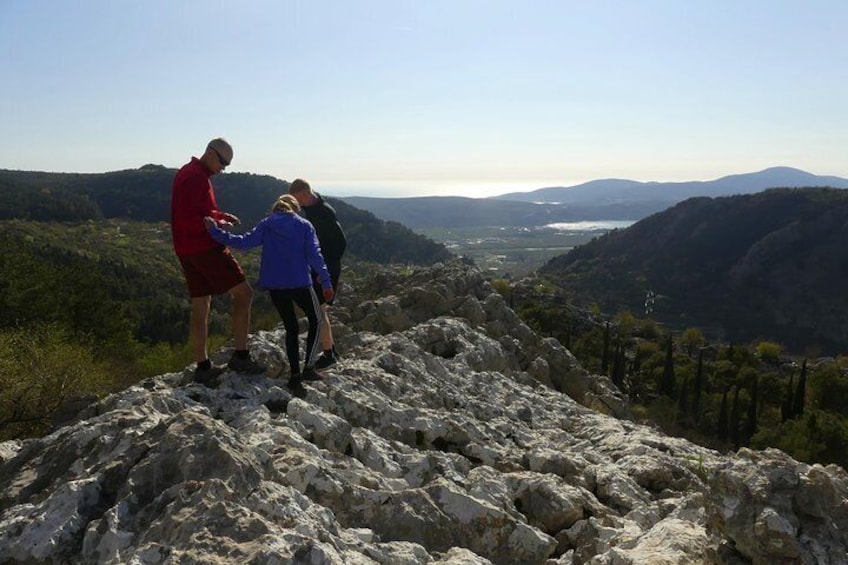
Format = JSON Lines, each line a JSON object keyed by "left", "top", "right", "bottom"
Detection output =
{"left": 312, "top": 262, "right": 341, "bottom": 305}
{"left": 269, "top": 287, "right": 323, "bottom": 376}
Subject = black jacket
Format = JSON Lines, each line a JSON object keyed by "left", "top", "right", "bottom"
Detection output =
{"left": 302, "top": 194, "right": 346, "bottom": 267}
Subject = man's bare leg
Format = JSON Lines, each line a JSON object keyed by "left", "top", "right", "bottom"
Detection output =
{"left": 229, "top": 281, "right": 254, "bottom": 350}
{"left": 190, "top": 296, "right": 212, "bottom": 363}
{"left": 320, "top": 304, "right": 334, "bottom": 351}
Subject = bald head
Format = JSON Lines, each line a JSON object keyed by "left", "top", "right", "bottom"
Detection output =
{"left": 202, "top": 137, "right": 233, "bottom": 173}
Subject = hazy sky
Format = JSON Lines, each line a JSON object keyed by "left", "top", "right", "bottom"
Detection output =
{"left": 2, "top": 1, "right": 846, "bottom": 197}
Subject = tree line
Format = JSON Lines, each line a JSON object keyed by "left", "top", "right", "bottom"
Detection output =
{"left": 507, "top": 281, "right": 848, "bottom": 470}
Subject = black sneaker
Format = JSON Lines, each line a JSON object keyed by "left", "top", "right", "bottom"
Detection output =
{"left": 193, "top": 364, "right": 226, "bottom": 387}
{"left": 301, "top": 367, "right": 325, "bottom": 382}
{"left": 227, "top": 354, "right": 267, "bottom": 374}
{"left": 287, "top": 373, "right": 303, "bottom": 388}
{"left": 314, "top": 351, "right": 337, "bottom": 370}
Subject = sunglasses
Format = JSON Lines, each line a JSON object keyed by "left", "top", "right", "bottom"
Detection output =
{"left": 211, "top": 147, "right": 231, "bottom": 167}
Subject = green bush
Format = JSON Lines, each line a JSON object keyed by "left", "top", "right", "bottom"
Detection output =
{"left": 490, "top": 278, "right": 512, "bottom": 297}
{"left": 681, "top": 328, "right": 706, "bottom": 356}
{"left": 755, "top": 341, "right": 782, "bottom": 364}
{"left": 0, "top": 324, "right": 112, "bottom": 440}
{"left": 752, "top": 409, "right": 848, "bottom": 469}
{"left": 809, "top": 362, "right": 848, "bottom": 417}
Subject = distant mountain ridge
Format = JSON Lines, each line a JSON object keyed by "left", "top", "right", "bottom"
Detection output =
{"left": 341, "top": 167, "right": 848, "bottom": 228}
{"left": 494, "top": 166, "right": 848, "bottom": 204}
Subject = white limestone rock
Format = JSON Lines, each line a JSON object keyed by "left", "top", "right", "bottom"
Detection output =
{"left": 1, "top": 260, "right": 847, "bottom": 564}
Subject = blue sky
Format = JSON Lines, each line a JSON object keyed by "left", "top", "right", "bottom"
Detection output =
{"left": 1, "top": 0, "right": 846, "bottom": 197}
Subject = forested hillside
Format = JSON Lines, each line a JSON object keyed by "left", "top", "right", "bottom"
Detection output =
{"left": 0, "top": 166, "right": 451, "bottom": 265}
{"left": 540, "top": 187, "right": 848, "bottom": 355}
{"left": 1, "top": 220, "right": 190, "bottom": 345}
{"left": 503, "top": 278, "right": 848, "bottom": 470}
{"left": 481, "top": 186, "right": 848, "bottom": 470}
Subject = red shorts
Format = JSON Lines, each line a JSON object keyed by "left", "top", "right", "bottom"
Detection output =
{"left": 178, "top": 246, "right": 246, "bottom": 298}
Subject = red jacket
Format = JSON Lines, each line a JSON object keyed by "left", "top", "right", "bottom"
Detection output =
{"left": 170, "top": 157, "right": 227, "bottom": 256}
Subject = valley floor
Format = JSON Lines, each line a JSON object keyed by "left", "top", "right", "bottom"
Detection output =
{"left": 417, "top": 225, "right": 616, "bottom": 277}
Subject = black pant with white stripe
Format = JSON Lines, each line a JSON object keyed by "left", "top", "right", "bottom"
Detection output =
{"left": 269, "top": 286, "right": 324, "bottom": 377}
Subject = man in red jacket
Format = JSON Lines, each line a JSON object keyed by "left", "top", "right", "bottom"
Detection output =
{"left": 171, "top": 138, "right": 266, "bottom": 384}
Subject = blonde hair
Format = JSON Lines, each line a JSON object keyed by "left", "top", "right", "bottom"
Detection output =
{"left": 271, "top": 194, "right": 301, "bottom": 214}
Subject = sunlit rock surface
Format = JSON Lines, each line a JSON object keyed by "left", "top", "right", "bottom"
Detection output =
{"left": 1, "top": 261, "right": 846, "bottom": 564}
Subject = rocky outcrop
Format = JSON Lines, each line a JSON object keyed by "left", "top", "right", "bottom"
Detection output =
{"left": 1, "top": 260, "right": 847, "bottom": 564}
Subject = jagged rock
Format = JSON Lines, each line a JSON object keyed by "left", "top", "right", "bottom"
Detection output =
{"left": 706, "top": 448, "right": 848, "bottom": 565}
{"left": 1, "top": 260, "right": 846, "bottom": 564}
{"left": 341, "top": 263, "right": 632, "bottom": 421}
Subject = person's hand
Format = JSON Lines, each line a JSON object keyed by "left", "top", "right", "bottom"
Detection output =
{"left": 205, "top": 216, "right": 233, "bottom": 231}
{"left": 323, "top": 287, "right": 335, "bottom": 303}
{"left": 222, "top": 212, "right": 240, "bottom": 226}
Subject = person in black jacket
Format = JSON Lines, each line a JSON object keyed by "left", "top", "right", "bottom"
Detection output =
{"left": 289, "top": 178, "right": 347, "bottom": 368}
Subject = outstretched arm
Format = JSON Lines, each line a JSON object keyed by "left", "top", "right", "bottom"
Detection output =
{"left": 204, "top": 216, "right": 265, "bottom": 250}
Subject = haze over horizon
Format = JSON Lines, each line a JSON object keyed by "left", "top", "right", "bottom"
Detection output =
{"left": 2, "top": 1, "right": 846, "bottom": 198}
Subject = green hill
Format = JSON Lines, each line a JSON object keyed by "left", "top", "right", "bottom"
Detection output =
{"left": 539, "top": 187, "right": 848, "bottom": 355}
{"left": 0, "top": 166, "right": 451, "bottom": 265}
{"left": 0, "top": 219, "right": 186, "bottom": 344}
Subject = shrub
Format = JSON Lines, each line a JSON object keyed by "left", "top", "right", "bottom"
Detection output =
{"left": 490, "top": 278, "right": 512, "bottom": 297}
{"left": 0, "top": 324, "right": 112, "bottom": 440}
{"left": 681, "top": 328, "right": 706, "bottom": 356}
{"left": 751, "top": 409, "right": 848, "bottom": 469}
{"left": 809, "top": 362, "right": 848, "bottom": 418}
{"left": 756, "top": 341, "right": 782, "bottom": 364}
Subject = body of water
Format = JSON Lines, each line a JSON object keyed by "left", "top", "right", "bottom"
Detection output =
{"left": 543, "top": 220, "right": 635, "bottom": 231}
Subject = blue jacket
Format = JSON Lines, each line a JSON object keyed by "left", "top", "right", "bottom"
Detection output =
{"left": 207, "top": 211, "right": 332, "bottom": 291}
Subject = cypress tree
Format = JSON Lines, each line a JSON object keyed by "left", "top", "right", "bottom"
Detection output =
{"left": 611, "top": 344, "right": 625, "bottom": 388}
{"left": 661, "top": 334, "right": 675, "bottom": 397}
{"left": 782, "top": 374, "right": 795, "bottom": 422}
{"left": 677, "top": 376, "right": 690, "bottom": 426}
{"left": 601, "top": 322, "right": 611, "bottom": 375}
{"left": 717, "top": 387, "right": 729, "bottom": 442}
{"left": 730, "top": 386, "right": 741, "bottom": 450}
{"left": 793, "top": 359, "right": 807, "bottom": 417}
{"left": 692, "top": 348, "right": 704, "bottom": 425}
{"left": 744, "top": 376, "right": 759, "bottom": 444}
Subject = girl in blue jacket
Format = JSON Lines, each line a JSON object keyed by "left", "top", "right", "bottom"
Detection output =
{"left": 205, "top": 194, "right": 334, "bottom": 386}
